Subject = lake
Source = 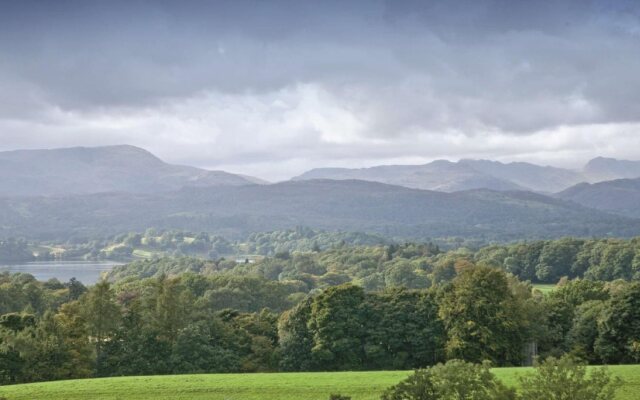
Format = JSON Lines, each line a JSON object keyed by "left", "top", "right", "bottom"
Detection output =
{"left": 0, "top": 261, "right": 123, "bottom": 284}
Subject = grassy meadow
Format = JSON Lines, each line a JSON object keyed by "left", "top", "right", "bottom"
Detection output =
{"left": 531, "top": 283, "right": 557, "bottom": 294}
{"left": 1, "top": 365, "right": 639, "bottom": 400}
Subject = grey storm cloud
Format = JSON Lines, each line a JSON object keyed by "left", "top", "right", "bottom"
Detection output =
{"left": 1, "top": 0, "right": 640, "bottom": 180}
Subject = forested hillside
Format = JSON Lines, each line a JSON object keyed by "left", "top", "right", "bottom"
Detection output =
{"left": 1, "top": 180, "right": 639, "bottom": 241}
{"left": 557, "top": 178, "right": 640, "bottom": 218}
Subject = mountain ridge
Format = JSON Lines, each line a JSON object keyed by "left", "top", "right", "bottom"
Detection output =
{"left": 0, "top": 145, "right": 262, "bottom": 196}
{"left": 583, "top": 157, "right": 640, "bottom": 182}
{"left": 1, "top": 178, "right": 638, "bottom": 241}
{"left": 294, "top": 157, "right": 640, "bottom": 193}
{"left": 556, "top": 177, "right": 640, "bottom": 218}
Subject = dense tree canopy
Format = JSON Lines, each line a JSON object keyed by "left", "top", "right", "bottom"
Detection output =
{"left": 2, "top": 235, "right": 640, "bottom": 385}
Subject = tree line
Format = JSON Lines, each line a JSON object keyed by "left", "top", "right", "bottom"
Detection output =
{"left": 1, "top": 263, "right": 640, "bottom": 384}
{"left": 7, "top": 232, "right": 640, "bottom": 286}
{"left": 0, "top": 228, "right": 391, "bottom": 263}
{"left": 108, "top": 237, "right": 640, "bottom": 291}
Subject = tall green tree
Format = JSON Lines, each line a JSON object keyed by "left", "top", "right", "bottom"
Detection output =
{"left": 3, "top": 311, "right": 93, "bottom": 383}
{"left": 439, "top": 266, "right": 528, "bottom": 365}
{"left": 308, "top": 285, "right": 367, "bottom": 370}
{"left": 145, "top": 275, "right": 192, "bottom": 341}
{"left": 79, "top": 280, "right": 121, "bottom": 367}
{"left": 595, "top": 282, "right": 640, "bottom": 363}
{"left": 278, "top": 297, "right": 316, "bottom": 371}
{"left": 363, "top": 289, "right": 445, "bottom": 369}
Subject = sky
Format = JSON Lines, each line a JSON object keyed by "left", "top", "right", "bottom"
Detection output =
{"left": 1, "top": 0, "right": 640, "bottom": 181}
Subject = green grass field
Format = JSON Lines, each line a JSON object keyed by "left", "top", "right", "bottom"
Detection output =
{"left": 532, "top": 283, "right": 557, "bottom": 294}
{"left": 1, "top": 365, "right": 638, "bottom": 400}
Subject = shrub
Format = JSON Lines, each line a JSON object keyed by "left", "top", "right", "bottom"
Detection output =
{"left": 381, "top": 359, "right": 516, "bottom": 400}
{"left": 519, "top": 355, "right": 621, "bottom": 400}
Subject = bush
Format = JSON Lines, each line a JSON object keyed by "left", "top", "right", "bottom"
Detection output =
{"left": 519, "top": 355, "right": 621, "bottom": 400}
{"left": 381, "top": 359, "right": 516, "bottom": 400}
{"left": 329, "top": 395, "right": 351, "bottom": 400}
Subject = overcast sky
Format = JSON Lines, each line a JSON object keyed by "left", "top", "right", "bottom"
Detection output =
{"left": 1, "top": 0, "right": 640, "bottom": 181}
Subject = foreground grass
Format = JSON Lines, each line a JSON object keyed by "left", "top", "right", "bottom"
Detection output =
{"left": 1, "top": 365, "right": 638, "bottom": 400}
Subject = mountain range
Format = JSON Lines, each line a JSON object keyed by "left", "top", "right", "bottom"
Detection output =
{"left": 294, "top": 158, "right": 640, "bottom": 193}
{"left": 0, "top": 145, "right": 262, "bottom": 196}
{"left": 1, "top": 179, "right": 638, "bottom": 241}
{"left": 0, "top": 145, "right": 638, "bottom": 240}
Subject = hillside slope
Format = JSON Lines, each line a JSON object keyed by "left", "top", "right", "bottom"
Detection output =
{"left": 0, "top": 145, "right": 260, "bottom": 196}
{"left": 557, "top": 178, "right": 640, "bottom": 218}
{"left": 1, "top": 179, "right": 638, "bottom": 240}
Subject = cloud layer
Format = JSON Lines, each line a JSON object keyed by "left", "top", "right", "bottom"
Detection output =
{"left": 1, "top": 0, "right": 640, "bottom": 180}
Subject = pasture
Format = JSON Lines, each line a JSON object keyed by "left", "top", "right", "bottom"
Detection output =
{"left": 1, "top": 365, "right": 639, "bottom": 400}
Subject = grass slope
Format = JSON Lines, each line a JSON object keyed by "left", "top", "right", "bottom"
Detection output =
{"left": 2, "top": 365, "right": 639, "bottom": 400}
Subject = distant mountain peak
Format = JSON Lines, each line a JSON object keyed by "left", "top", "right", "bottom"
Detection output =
{"left": 583, "top": 157, "right": 640, "bottom": 181}
{"left": 294, "top": 158, "right": 584, "bottom": 193}
{"left": 0, "top": 145, "right": 263, "bottom": 196}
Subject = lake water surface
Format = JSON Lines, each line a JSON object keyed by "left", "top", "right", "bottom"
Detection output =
{"left": 0, "top": 261, "right": 123, "bottom": 284}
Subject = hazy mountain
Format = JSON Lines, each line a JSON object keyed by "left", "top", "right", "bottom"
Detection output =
{"left": 294, "top": 157, "right": 640, "bottom": 193}
{"left": 459, "top": 160, "right": 584, "bottom": 193}
{"left": 557, "top": 178, "right": 640, "bottom": 218}
{"left": 0, "top": 145, "right": 262, "bottom": 196}
{"left": 293, "top": 160, "right": 524, "bottom": 192}
{"left": 1, "top": 179, "right": 638, "bottom": 241}
{"left": 583, "top": 157, "right": 640, "bottom": 182}
{"left": 294, "top": 159, "right": 586, "bottom": 193}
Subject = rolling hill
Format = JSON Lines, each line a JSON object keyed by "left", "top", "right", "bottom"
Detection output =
{"left": 0, "top": 145, "right": 261, "bottom": 196}
{"left": 1, "top": 179, "right": 638, "bottom": 240}
{"left": 557, "top": 178, "right": 640, "bottom": 218}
